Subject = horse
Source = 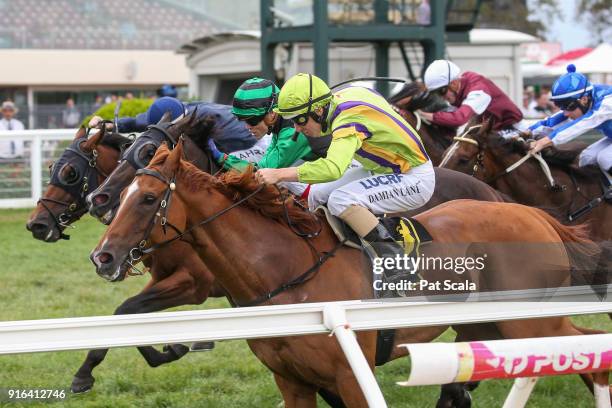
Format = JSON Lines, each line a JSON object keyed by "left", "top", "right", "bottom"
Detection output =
{"left": 438, "top": 118, "right": 611, "bottom": 243}
{"left": 26, "top": 126, "right": 128, "bottom": 241}
{"left": 388, "top": 81, "right": 456, "bottom": 165}
{"left": 91, "top": 140, "right": 610, "bottom": 407}
{"left": 69, "top": 111, "right": 231, "bottom": 394}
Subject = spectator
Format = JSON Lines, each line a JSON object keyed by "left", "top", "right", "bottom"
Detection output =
{"left": 93, "top": 95, "right": 104, "bottom": 111}
{"left": 0, "top": 101, "right": 26, "bottom": 159}
{"left": 125, "top": 92, "right": 134, "bottom": 100}
{"left": 532, "top": 92, "right": 554, "bottom": 118}
{"left": 416, "top": 0, "right": 430, "bottom": 25}
{"left": 62, "top": 98, "right": 81, "bottom": 128}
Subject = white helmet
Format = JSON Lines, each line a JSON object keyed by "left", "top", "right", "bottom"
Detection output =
{"left": 424, "top": 60, "right": 461, "bottom": 91}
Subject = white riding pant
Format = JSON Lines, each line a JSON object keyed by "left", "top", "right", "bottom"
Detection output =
{"left": 308, "top": 161, "right": 436, "bottom": 216}
{"left": 579, "top": 137, "right": 612, "bottom": 176}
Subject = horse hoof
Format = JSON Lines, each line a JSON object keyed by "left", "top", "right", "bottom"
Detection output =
{"left": 162, "top": 344, "right": 190, "bottom": 359}
{"left": 71, "top": 376, "right": 94, "bottom": 394}
{"left": 190, "top": 341, "right": 215, "bottom": 352}
{"left": 455, "top": 390, "right": 472, "bottom": 408}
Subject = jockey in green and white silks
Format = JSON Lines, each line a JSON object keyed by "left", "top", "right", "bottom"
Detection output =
{"left": 207, "top": 77, "right": 315, "bottom": 197}
{"left": 256, "top": 73, "right": 436, "bottom": 285}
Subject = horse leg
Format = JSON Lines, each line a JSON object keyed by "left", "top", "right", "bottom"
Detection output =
{"left": 437, "top": 324, "right": 502, "bottom": 408}
{"left": 335, "top": 368, "right": 369, "bottom": 408}
{"left": 71, "top": 270, "right": 207, "bottom": 393}
{"left": 273, "top": 373, "right": 317, "bottom": 408}
{"left": 497, "top": 318, "right": 611, "bottom": 402}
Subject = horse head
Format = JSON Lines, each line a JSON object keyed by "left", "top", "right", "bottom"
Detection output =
{"left": 90, "top": 141, "right": 189, "bottom": 281}
{"left": 26, "top": 126, "right": 124, "bottom": 242}
{"left": 87, "top": 109, "right": 218, "bottom": 224}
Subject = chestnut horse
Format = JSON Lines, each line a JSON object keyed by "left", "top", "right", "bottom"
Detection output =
{"left": 388, "top": 81, "right": 456, "bottom": 165}
{"left": 69, "top": 113, "right": 230, "bottom": 394}
{"left": 91, "top": 141, "right": 610, "bottom": 407}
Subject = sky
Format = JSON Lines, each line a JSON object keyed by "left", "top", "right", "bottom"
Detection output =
{"left": 536, "top": 0, "right": 592, "bottom": 51}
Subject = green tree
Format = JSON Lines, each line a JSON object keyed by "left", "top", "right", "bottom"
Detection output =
{"left": 476, "top": 0, "right": 561, "bottom": 38}
{"left": 578, "top": 0, "right": 611, "bottom": 44}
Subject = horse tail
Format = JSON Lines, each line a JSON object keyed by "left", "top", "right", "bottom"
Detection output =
{"left": 534, "top": 208, "right": 604, "bottom": 286}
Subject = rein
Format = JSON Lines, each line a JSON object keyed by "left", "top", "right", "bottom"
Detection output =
{"left": 442, "top": 127, "right": 560, "bottom": 188}
{"left": 127, "top": 167, "right": 342, "bottom": 306}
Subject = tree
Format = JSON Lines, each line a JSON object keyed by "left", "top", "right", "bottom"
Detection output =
{"left": 476, "top": 0, "right": 561, "bottom": 39}
{"left": 578, "top": 0, "right": 611, "bottom": 44}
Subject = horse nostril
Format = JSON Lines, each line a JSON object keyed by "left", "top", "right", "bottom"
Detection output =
{"left": 96, "top": 252, "right": 114, "bottom": 265}
{"left": 93, "top": 194, "right": 109, "bottom": 206}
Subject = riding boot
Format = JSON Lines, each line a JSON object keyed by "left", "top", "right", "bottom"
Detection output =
{"left": 362, "top": 222, "right": 418, "bottom": 298}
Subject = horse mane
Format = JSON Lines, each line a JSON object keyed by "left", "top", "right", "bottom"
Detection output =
{"left": 150, "top": 147, "right": 321, "bottom": 235}
{"left": 180, "top": 114, "right": 217, "bottom": 153}
{"left": 101, "top": 132, "right": 132, "bottom": 152}
{"left": 388, "top": 81, "right": 451, "bottom": 113}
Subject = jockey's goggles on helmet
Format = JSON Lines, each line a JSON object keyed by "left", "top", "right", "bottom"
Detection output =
{"left": 290, "top": 112, "right": 316, "bottom": 126}
{"left": 238, "top": 115, "right": 266, "bottom": 126}
{"left": 553, "top": 98, "right": 581, "bottom": 111}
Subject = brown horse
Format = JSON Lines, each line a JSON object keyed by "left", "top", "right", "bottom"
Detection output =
{"left": 26, "top": 126, "right": 127, "bottom": 241}
{"left": 91, "top": 141, "right": 610, "bottom": 407}
{"left": 388, "top": 81, "right": 456, "bottom": 165}
{"left": 69, "top": 112, "right": 230, "bottom": 394}
{"left": 438, "top": 119, "right": 611, "bottom": 243}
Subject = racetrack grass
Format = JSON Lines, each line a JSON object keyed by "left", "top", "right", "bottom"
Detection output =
{"left": 0, "top": 209, "right": 610, "bottom": 407}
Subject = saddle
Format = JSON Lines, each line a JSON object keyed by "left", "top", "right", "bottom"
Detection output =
{"left": 316, "top": 206, "right": 434, "bottom": 366}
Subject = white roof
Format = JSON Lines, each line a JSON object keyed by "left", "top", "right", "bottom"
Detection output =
{"left": 469, "top": 29, "right": 538, "bottom": 45}
{"left": 548, "top": 43, "right": 612, "bottom": 75}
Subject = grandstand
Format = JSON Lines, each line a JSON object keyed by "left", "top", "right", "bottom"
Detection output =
{"left": 0, "top": 0, "right": 245, "bottom": 50}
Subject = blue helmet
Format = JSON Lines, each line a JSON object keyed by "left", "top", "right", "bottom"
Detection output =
{"left": 146, "top": 96, "right": 184, "bottom": 124}
{"left": 551, "top": 64, "right": 593, "bottom": 106}
{"left": 158, "top": 84, "right": 178, "bottom": 98}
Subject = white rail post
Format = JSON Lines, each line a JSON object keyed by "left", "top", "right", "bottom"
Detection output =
{"left": 30, "top": 133, "right": 42, "bottom": 204}
{"left": 323, "top": 304, "right": 387, "bottom": 408}
{"left": 502, "top": 377, "right": 538, "bottom": 408}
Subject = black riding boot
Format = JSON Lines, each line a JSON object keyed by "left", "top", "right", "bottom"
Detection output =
{"left": 362, "top": 222, "right": 418, "bottom": 298}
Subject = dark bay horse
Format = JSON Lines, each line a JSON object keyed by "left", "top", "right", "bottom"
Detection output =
{"left": 438, "top": 119, "right": 611, "bottom": 243}
{"left": 91, "top": 141, "right": 610, "bottom": 407}
{"left": 388, "top": 81, "right": 456, "bottom": 165}
{"left": 70, "top": 112, "right": 228, "bottom": 394}
{"left": 26, "top": 126, "right": 128, "bottom": 241}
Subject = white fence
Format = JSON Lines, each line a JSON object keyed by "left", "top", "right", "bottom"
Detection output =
{"left": 1, "top": 285, "right": 611, "bottom": 407}
{"left": 0, "top": 129, "right": 77, "bottom": 208}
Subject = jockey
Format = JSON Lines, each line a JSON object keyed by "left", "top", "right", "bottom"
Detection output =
{"left": 256, "top": 73, "right": 436, "bottom": 286}
{"left": 88, "top": 96, "right": 256, "bottom": 153}
{"left": 529, "top": 64, "right": 612, "bottom": 199}
{"left": 419, "top": 59, "right": 526, "bottom": 135}
{"left": 208, "top": 78, "right": 313, "bottom": 171}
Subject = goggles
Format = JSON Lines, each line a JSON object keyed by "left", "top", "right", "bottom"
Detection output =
{"left": 238, "top": 115, "right": 266, "bottom": 126}
{"left": 553, "top": 98, "right": 581, "bottom": 111}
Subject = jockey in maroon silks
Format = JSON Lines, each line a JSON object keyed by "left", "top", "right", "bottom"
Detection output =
{"left": 418, "top": 59, "right": 527, "bottom": 136}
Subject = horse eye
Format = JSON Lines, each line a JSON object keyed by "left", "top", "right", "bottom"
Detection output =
{"left": 458, "top": 157, "right": 470, "bottom": 165}
{"left": 143, "top": 194, "right": 157, "bottom": 204}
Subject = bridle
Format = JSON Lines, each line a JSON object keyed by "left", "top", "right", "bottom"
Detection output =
{"left": 39, "top": 126, "right": 112, "bottom": 239}
{"left": 441, "top": 126, "right": 560, "bottom": 189}
{"left": 123, "top": 164, "right": 343, "bottom": 307}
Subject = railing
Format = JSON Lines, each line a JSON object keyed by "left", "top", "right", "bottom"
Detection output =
{"left": 0, "top": 285, "right": 610, "bottom": 407}
{"left": 0, "top": 129, "right": 77, "bottom": 208}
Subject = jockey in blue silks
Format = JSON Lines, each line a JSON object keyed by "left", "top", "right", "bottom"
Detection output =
{"left": 88, "top": 96, "right": 257, "bottom": 153}
{"left": 528, "top": 64, "right": 612, "bottom": 199}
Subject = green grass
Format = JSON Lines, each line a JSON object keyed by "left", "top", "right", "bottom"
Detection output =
{"left": 0, "top": 209, "right": 609, "bottom": 407}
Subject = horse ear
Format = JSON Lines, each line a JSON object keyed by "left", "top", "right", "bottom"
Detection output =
{"left": 81, "top": 128, "right": 105, "bottom": 152}
{"left": 75, "top": 126, "right": 87, "bottom": 139}
{"left": 187, "top": 106, "right": 198, "bottom": 126}
{"left": 157, "top": 110, "right": 173, "bottom": 124}
{"left": 161, "top": 137, "right": 183, "bottom": 177}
